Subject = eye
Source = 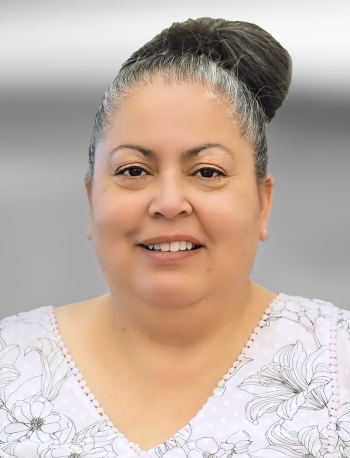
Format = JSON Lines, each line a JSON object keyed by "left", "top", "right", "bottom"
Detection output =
{"left": 116, "top": 166, "right": 147, "bottom": 177}
{"left": 194, "top": 167, "right": 225, "bottom": 179}
{"left": 115, "top": 166, "right": 225, "bottom": 179}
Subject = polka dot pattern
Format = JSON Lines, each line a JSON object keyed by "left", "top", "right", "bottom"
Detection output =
{"left": 0, "top": 293, "right": 349, "bottom": 458}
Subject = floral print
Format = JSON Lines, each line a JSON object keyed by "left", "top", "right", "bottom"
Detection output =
{"left": 321, "top": 403, "right": 350, "bottom": 453}
{"left": 337, "top": 312, "right": 350, "bottom": 342}
{"left": 220, "top": 431, "right": 252, "bottom": 455}
{"left": 249, "top": 420, "right": 328, "bottom": 457}
{"left": 0, "top": 310, "right": 118, "bottom": 458}
{"left": 188, "top": 436, "right": 226, "bottom": 458}
{"left": 238, "top": 341, "right": 330, "bottom": 423}
{"left": 37, "top": 421, "right": 118, "bottom": 458}
{"left": 0, "top": 293, "right": 348, "bottom": 458}
{"left": 153, "top": 424, "right": 252, "bottom": 458}
{"left": 2, "top": 396, "right": 67, "bottom": 443}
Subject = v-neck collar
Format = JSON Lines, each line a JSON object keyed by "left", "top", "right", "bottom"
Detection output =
{"left": 48, "top": 293, "right": 285, "bottom": 456}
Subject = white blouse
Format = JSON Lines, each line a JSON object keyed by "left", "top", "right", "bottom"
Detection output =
{"left": 0, "top": 292, "right": 349, "bottom": 458}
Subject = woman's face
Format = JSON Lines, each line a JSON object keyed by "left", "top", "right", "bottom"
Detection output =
{"left": 85, "top": 81, "right": 274, "bottom": 309}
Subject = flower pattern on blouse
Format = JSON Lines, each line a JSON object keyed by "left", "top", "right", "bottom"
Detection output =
{"left": 238, "top": 341, "right": 330, "bottom": 423}
{"left": 0, "top": 312, "right": 118, "bottom": 458}
{"left": 0, "top": 293, "right": 348, "bottom": 458}
{"left": 249, "top": 420, "right": 328, "bottom": 457}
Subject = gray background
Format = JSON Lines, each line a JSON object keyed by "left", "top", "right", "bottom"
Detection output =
{"left": 1, "top": 1, "right": 349, "bottom": 319}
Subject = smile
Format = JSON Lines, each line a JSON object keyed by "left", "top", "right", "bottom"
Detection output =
{"left": 140, "top": 241, "right": 202, "bottom": 252}
{"left": 138, "top": 243, "right": 203, "bottom": 264}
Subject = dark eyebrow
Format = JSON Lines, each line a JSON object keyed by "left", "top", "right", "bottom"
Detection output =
{"left": 107, "top": 142, "right": 235, "bottom": 163}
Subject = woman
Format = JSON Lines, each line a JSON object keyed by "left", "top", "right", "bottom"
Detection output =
{"left": 0, "top": 17, "right": 348, "bottom": 458}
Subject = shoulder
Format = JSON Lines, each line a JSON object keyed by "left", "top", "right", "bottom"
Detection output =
{"left": 274, "top": 292, "right": 350, "bottom": 347}
{"left": 274, "top": 292, "right": 337, "bottom": 315}
{"left": 0, "top": 305, "right": 55, "bottom": 344}
{"left": 335, "top": 306, "right": 350, "bottom": 375}
{"left": 337, "top": 307, "right": 350, "bottom": 341}
{"left": 0, "top": 304, "right": 53, "bottom": 326}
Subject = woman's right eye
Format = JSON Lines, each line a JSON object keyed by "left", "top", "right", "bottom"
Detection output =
{"left": 116, "top": 166, "right": 147, "bottom": 177}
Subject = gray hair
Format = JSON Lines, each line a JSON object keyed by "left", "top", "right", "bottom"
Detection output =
{"left": 85, "top": 18, "right": 292, "bottom": 190}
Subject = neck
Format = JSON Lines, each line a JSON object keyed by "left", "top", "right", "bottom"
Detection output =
{"left": 91, "top": 282, "right": 276, "bottom": 375}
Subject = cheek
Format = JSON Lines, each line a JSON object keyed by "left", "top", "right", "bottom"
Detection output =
{"left": 91, "top": 193, "right": 143, "bottom": 279}
{"left": 202, "top": 189, "right": 260, "bottom": 241}
{"left": 92, "top": 192, "right": 142, "bottom": 244}
{"left": 194, "top": 190, "right": 260, "bottom": 279}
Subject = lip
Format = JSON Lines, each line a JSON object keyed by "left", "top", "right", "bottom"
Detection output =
{"left": 138, "top": 245, "right": 203, "bottom": 263}
{"left": 138, "top": 234, "right": 204, "bottom": 246}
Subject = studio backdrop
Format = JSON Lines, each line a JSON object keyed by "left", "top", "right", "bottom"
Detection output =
{"left": 0, "top": 0, "right": 349, "bottom": 317}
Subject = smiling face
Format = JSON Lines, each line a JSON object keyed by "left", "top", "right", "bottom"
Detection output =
{"left": 85, "top": 81, "right": 274, "bottom": 310}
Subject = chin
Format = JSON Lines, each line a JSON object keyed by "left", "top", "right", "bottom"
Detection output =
{"left": 132, "top": 275, "right": 208, "bottom": 308}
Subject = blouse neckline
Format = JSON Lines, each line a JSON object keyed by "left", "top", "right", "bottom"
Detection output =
{"left": 48, "top": 292, "right": 284, "bottom": 456}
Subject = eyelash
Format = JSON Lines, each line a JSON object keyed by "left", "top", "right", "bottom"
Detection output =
{"left": 115, "top": 166, "right": 226, "bottom": 180}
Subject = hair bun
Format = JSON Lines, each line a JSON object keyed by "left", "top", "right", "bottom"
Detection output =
{"left": 123, "top": 17, "right": 292, "bottom": 122}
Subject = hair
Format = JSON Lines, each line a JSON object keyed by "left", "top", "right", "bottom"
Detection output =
{"left": 85, "top": 17, "right": 292, "bottom": 189}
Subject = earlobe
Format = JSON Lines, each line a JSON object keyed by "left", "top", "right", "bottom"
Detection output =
{"left": 260, "top": 229, "right": 268, "bottom": 242}
{"left": 84, "top": 181, "right": 90, "bottom": 200}
{"left": 258, "top": 175, "right": 273, "bottom": 242}
{"left": 85, "top": 178, "right": 92, "bottom": 241}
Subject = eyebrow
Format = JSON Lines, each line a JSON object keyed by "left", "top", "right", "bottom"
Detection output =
{"left": 107, "top": 142, "right": 236, "bottom": 163}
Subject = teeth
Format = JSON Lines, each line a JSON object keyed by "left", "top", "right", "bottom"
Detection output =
{"left": 146, "top": 241, "right": 199, "bottom": 252}
{"left": 170, "top": 242, "right": 180, "bottom": 252}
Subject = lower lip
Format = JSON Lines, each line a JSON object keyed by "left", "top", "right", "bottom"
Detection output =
{"left": 138, "top": 245, "right": 203, "bottom": 263}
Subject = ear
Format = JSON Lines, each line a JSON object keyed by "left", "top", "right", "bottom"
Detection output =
{"left": 84, "top": 178, "right": 93, "bottom": 241}
{"left": 258, "top": 174, "right": 274, "bottom": 242}
{"left": 85, "top": 228, "right": 92, "bottom": 241}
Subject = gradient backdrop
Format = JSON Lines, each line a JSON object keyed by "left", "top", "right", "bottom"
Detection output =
{"left": 1, "top": 1, "right": 349, "bottom": 319}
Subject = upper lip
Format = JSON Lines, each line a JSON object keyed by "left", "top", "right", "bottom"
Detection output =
{"left": 139, "top": 234, "right": 204, "bottom": 246}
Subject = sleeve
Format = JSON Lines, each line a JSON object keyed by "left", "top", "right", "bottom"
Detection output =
{"left": 331, "top": 307, "right": 350, "bottom": 458}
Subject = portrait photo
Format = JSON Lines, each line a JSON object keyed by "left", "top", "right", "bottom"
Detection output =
{"left": 0, "top": 2, "right": 349, "bottom": 457}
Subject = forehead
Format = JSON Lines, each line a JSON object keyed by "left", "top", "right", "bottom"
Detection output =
{"left": 115, "top": 81, "right": 229, "bottom": 127}
{"left": 99, "top": 81, "right": 253, "bottom": 160}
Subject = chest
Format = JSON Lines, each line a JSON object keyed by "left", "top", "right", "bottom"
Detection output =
{"left": 73, "top": 351, "right": 233, "bottom": 452}
{"left": 50, "top": 297, "right": 334, "bottom": 457}
{"left": 53, "top": 302, "right": 249, "bottom": 451}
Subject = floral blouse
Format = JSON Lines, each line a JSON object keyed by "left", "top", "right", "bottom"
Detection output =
{"left": 0, "top": 292, "right": 349, "bottom": 458}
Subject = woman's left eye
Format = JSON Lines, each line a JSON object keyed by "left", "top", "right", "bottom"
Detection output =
{"left": 194, "top": 168, "right": 225, "bottom": 179}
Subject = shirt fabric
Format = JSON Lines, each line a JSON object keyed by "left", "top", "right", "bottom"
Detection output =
{"left": 0, "top": 292, "right": 349, "bottom": 458}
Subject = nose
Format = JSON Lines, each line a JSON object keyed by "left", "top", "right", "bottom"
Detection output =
{"left": 148, "top": 169, "right": 192, "bottom": 219}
